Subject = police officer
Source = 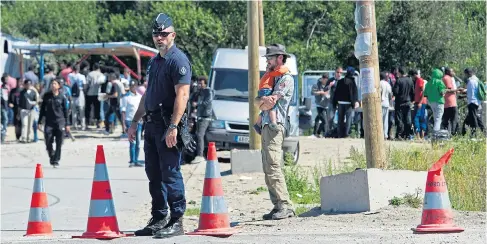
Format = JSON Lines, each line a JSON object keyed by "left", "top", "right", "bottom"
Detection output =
{"left": 127, "top": 13, "right": 192, "bottom": 238}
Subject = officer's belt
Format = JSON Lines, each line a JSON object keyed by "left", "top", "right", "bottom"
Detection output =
{"left": 144, "top": 110, "right": 164, "bottom": 123}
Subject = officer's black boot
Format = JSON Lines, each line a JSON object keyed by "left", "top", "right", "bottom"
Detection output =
{"left": 134, "top": 216, "right": 169, "bottom": 236}
{"left": 153, "top": 217, "right": 184, "bottom": 239}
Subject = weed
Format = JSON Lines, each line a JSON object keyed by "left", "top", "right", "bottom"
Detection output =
{"left": 389, "top": 188, "right": 423, "bottom": 208}
{"left": 284, "top": 166, "right": 323, "bottom": 205}
{"left": 403, "top": 188, "right": 423, "bottom": 209}
{"left": 284, "top": 152, "right": 295, "bottom": 166}
{"left": 344, "top": 146, "right": 366, "bottom": 171}
{"left": 185, "top": 208, "right": 200, "bottom": 216}
{"left": 325, "top": 159, "right": 334, "bottom": 176}
{"left": 389, "top": 196, "right": 403, "bottom": 206}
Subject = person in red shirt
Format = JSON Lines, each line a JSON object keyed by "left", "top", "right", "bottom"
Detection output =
{"left": 59, "top": 60, "right": 72, "bottom": 86}
{"left": 441, "top": 67, "right": 461, "bottom": 135}
{"left": 410, "top": 69, "right": 427, "bottom": 139}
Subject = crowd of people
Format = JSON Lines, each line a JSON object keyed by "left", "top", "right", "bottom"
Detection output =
{"left": 310, "top": 66, "right": 485, "bottom": 140}
{"left": 0, "top": 61, "right": 150, "bottom": 166}
{"left": 0, "top": 59, "right": 214, "bottom": 166}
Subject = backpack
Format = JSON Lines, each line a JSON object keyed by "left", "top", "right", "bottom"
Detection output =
{"left": 71, "top": 83, "right": 80, "bottom": 97}
{"left": 476, "top": 81, "right": 486, "bottom": 101}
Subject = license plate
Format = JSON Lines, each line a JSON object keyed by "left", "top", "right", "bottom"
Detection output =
{"left": 235, "top": 136, "right": 249, "bottom": 143}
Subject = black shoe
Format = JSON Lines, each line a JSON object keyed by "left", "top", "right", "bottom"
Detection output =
{"left": 272, "top": 208, "right": 295, "bottom": 220}
{"left": 262, "top": 209, "right": 278, "bottom": 220}
{"left": 153, "top": 217, "right": 184, "bottom": 239}
{"left": 134, "top": 216, "right": 169, "bottom": 236}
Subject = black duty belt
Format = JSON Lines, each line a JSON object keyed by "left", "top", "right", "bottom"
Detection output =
{"left": 144, "top": 110, "right": 163, "bottom": 123}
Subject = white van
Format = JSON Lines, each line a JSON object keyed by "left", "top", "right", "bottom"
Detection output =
{"left": 205, "top": 46, "right": 301, "bottom": 164}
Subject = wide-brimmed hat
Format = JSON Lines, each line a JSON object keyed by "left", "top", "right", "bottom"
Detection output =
{"left": 262, "top": 44, "right": 291, "bottom": 58}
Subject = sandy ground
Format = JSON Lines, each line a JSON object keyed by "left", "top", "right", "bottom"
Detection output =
{"left": 1, "top": 126, "right": 485, "bottom": 243}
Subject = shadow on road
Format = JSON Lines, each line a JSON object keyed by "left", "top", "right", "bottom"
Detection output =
{"left": 298, "top": 207, "right": 376, "bottom": 218}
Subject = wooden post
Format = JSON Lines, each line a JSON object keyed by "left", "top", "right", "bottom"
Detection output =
{"left": 248, "top": 0, "right": 261, "bottom": 150}
{"left": 354, "top": 1, "right": 386, "bottom": 168}
{"left": 258, "top": 0, "right": 265, "bottom": 46}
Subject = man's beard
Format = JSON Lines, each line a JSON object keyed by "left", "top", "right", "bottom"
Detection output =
{"left": 267, "top": 63, "right": 276, "bottom": 71}
{"left": 154, "top": 41, "right": 168, "bottom": 52}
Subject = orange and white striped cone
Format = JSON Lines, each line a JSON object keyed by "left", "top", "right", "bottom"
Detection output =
{"left": 72, "top": 145, "right": 131, "bottom": 239}
{"left": 412, "top": 148, "right": 464, "bottom": 233}
{"left": 25, "top": 164, "right": 53, "bottom": 236}
{"left": 187, "top": 142, "right": 239, "bottom": 237}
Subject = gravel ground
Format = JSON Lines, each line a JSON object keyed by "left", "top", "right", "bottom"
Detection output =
{"left": 1, "top": 126, "right": 485, "bottom": 243}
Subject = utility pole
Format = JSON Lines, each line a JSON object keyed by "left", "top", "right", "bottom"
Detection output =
{"left": 248, "top": 0, "right": 261, "bottom": 150}
{"left": 354, "top": 1, "right": 386, "bottom": 168}
{"left": 258, "top": 0, "right": 265, "bottom": 46}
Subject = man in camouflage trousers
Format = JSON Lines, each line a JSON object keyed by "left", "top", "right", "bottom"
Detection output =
{"left": 255, "top": 44, "right": 295, "bottom": 220}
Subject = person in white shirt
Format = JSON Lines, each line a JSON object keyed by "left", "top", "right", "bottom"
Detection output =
{"left": 85, "top": 63, "right": 106, "bottom": 128}
{"left": 462, "top": 68, "right": 484, "bottom": 135}
{"left": 380, "top": 72, "right": 393, "bottom": 140}
{"left": 120, "top": 80, "right": 143, "bottom": 167}
{"left": 68, "top": 65, "right": 87, "bottom": 130}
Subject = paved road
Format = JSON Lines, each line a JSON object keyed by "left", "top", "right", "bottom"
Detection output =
{"left": 1, "top": 128, "right": 485, "bottom": 243}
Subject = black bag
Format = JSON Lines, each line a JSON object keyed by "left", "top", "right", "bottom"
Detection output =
{"left": 160, "top": 106, "right": 197, "bottom": 153}
{"left": 176, "top": 112, "right": 197, "bottom": 153}
{"left": 71, "top": 84, "right": 80, "bottom": 97}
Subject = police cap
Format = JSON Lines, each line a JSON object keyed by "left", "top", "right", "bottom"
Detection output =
{"left": 152, "top": 13, "right": 173, "bottom": 33}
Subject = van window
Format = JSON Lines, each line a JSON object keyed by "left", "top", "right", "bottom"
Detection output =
{"left": 212, "top": 69, "right": 265, "bottom": 97}
{"left": 212, "top": 69, "right": 297, "bottom": 104}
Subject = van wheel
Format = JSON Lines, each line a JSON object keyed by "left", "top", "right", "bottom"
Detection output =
{"left": 282, "top": 142, "right": 300, "bottom": 166}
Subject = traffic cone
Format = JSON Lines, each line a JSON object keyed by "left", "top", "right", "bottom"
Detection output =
{"left": 412, "top": 148, "right": 464, "bottom": 233}
{"left": 72, "top": 145, "right": 130, "bottom": 239}
{"left": 25, "top": 164, "right": 53, "bottom": 236}
{"left": 187, "top": 142, "right": 239, "bottom": 237}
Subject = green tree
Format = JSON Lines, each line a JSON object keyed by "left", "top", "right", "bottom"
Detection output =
{"left": 376, "top": 1, "right": 486, "bottom": 80}
{"left": 1, "top": 1, "right": 102, "bottom": 43}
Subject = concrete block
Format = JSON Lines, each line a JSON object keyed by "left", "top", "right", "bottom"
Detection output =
{"left": 320, "top": 168, "right": 427, "bottom": 213}
{"left": 230, "top": 149, "right": 263, "bottom": 174}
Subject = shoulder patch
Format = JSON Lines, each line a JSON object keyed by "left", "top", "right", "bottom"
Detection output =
{"left": 179, "top": 66, "right": 187, "bottom": 76}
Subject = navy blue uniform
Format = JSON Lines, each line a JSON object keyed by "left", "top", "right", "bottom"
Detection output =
{"left": 144, "top": 44, "right": 192, "bottom": 219}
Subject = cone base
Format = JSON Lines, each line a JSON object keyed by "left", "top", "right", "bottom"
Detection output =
{"left": 72, "top": 231, "right": 133, "bottom": 240}
{"left": 412, "top": 224, "right": 464, "bottom": 233}
{"left": 25, "top": 222, "right": 53, "bottom": 236}
{"left": 24, "top": 233, "right": 53, "bottom": 237}
{"left": 186, "top": 227, "right": 239, "bottom": 237}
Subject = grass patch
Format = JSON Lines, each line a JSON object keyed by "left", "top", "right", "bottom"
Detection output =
{"left": 284, "top": 152, "right": 294, "bottom": 166}
{"left": 185, "top": 208, "right": 200, "bottom": 216}
{"left": 332, "top": 134, "right": 486, "bottom": 211}
{"left": 284, "top": 165, "right": 324, "bottom": 205}
{"left": 389, "top": 188, "right": 423, "bottom": 208}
